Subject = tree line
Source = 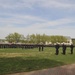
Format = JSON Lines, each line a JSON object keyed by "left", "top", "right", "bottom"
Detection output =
{"left": 5, "top": 32, "right": 67, "bottom": 44}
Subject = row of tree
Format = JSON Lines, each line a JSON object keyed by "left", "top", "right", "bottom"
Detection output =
{"left": 5, "top": 32, "right": 67, "bottom": 44}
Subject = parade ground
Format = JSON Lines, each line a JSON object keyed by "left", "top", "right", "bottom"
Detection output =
{"left": 0, "top": 47, "right": 75, "bottom": 75}
{"left": 9, "top": 64, "right": 75, "bottom": 75}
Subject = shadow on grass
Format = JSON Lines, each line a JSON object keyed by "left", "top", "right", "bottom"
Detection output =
{"left": 0, "top": 57, "right": 65, "bottom": 75}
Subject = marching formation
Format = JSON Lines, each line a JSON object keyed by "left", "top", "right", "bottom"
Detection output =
{"left": 0, "top": 43, "right": 74, "bottom": 55}
{"left": 55, "top": 43, "right": 74, "bottom": 55}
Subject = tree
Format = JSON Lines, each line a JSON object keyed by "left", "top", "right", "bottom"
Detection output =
{"left": 19, "top": 34, "right": 25, "bottom": 43}
{"left": 24, "top": 34, "right": 67, "bottom": 44}
{"left": 5, "top": 33, "right": 67, "bottom": 44}
{"left": 5, "top": 32, "right": 24, "bottom": 43}
{"left": 50, "top": 35, "right": 67, "bottom": 43}
{"left": 5, "top": 33, "right": 14, "bottom": 43}
{"left": 30, "top": 34, "right": 36, "bottom": 43}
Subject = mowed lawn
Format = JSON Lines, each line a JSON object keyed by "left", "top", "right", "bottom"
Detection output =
{"left": 0, "top": 47, "right": 75, "bottom": 75}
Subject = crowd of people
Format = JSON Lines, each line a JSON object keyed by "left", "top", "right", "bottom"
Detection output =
{"left": 55, "top": 43, "right": 74, "bottom": 55}
{"left": 38, "top": 43, "right": 74, "bottom": 55}
{"left": 0, "top": 43, "right": 74, "bottom": 55}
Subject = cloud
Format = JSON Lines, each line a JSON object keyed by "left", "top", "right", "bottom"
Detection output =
{"left": 39, "top": 0, "right": 75, "bottom": 9}
{"left": 0, "top": 0, "right": 75, "bottom": 39}
{"left": 0, "top": 12, "right": 75, "bottom": 28}
{"left": 0, "top": 0, "right": 75, "bottom": 9}
{"left": 25, "top": 18, "right": 75, "bottom": 30}
{"left": 0, "top": 13, "right": 46, "bottom": 27}
{"left": 0, "top": 23, "right": 75, "bottom": 39}
{"left": 0, "top": 16, "right": 75, "bottom": 39}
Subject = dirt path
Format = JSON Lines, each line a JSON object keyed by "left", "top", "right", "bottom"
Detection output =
{"left": 8, "top": 64, "right": 75, "bottom": 75}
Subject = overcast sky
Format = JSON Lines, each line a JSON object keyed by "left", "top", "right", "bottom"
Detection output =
{"left": 0, "top": 0, "right": 75, "bottom": 39}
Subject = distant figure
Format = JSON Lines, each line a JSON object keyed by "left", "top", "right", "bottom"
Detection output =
{"left": 39, "top": 45, "right": 44, "bottom": 51}
{"left": 55, "top": 43, "right": 60, "bottom": 55}
{"left": 39, "top": 46, "right": 41, "bottom": 51}
{"left": 70, "top": 43, "right": 74, "bottom": 54}
{"left": 62, "top": 43, "right": 67, "bottom": 55}
{"left": 42, "top": 46, "right": 44, "bottom": 51}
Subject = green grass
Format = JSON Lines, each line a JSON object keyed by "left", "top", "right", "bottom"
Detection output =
{"left": 0, "top": 47, "right": 75, "bottom": 75}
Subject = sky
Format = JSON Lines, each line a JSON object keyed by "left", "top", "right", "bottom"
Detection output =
{"left": 0, "top": 0, "right": 75, "bottom": 39}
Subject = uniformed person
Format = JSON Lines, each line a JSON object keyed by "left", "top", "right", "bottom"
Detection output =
{"left": 62, "top": 43, "right": 66, "bottom": 55}
{"left": 42, "top": 45, "right": 44, "bottom": 51}
{"left": 39, "top": 45, "right": 44, "bottom": 51}
{"left": 70, "top": 43, "right": 74, "bottom": 54}
{"left": 39, "top": 46, "right": 41, "bottom": 51}
{"left": 55, "top": 42, "right": 60, "bottom": 55}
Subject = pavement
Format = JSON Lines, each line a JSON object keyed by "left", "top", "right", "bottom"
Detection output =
{"left": 9, "top": 64, "right": 75, "bottom": 75}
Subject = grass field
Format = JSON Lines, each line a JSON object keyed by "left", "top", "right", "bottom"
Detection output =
{"left": 0, "top": 47, "right": 75, "bottom": 75}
